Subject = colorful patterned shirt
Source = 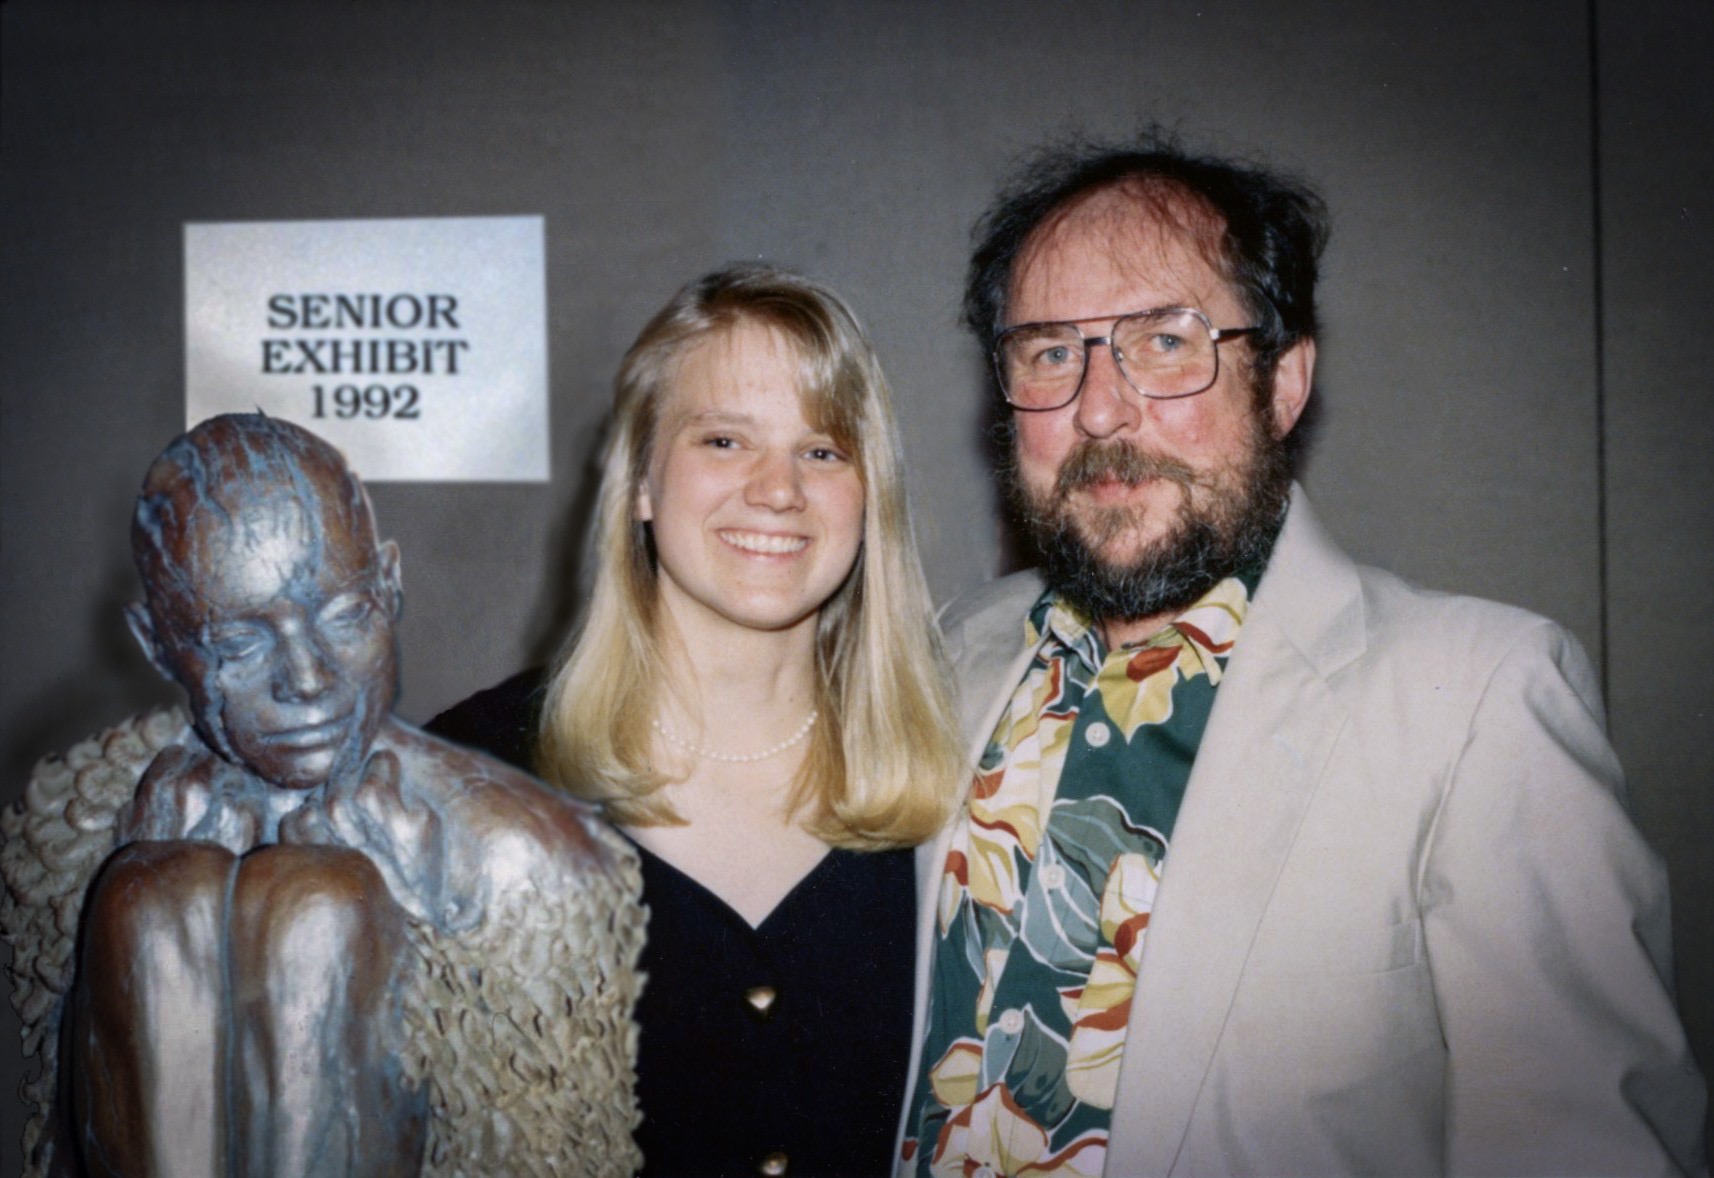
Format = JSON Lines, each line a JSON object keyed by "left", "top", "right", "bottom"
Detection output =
{"left": 902, "top": 573, "right": 1258, "bottom": 1177}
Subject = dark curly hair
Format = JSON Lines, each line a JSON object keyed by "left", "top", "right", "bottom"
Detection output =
{"left": 965, "top": 131, "right": 1330, "bottom": 379}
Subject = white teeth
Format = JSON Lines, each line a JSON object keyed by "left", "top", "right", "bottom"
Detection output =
{"left": 720, "top": 530, "right": 808, "bottom": 555}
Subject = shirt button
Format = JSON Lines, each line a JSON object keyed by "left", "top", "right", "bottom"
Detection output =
{"left": 1085, "top": 721, "right": 1111, "bottom": 748}
{"left": 973, "top": 1167, "right": 997, "bottom": 1178}
{"left": 757, "top": 1150, "right": 789, "bottom": 1176}
{"left": 744, "top": 985, "right": 778, "bottom": 1021}
{"left": 1039, "top": 864, "right": 1066, "bottom": 889}
{"left": 997, "top": 1007, "right": 1025, "bottom": 1035}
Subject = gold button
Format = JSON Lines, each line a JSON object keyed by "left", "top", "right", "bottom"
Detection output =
{"left": 744, "top": 985, "right": 778, "bottom": 1020}
{"left": 757, "top": 1151, "right": 788, "bottom": 1176}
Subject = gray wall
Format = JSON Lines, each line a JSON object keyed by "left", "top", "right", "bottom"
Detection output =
{"left": 2, "top": 0, "right": 1709, "bottom": 1164}
{"left": 1600, "top": 1, "right": 1714, "bottom": 1145}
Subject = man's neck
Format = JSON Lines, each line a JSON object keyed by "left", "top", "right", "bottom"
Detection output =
{"left": 1098, "top": 610, "right": 1176, "bottom": 650}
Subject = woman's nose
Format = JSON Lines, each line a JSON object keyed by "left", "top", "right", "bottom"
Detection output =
{"left": 746, "top": 450, "right": 807, "bottom": 511}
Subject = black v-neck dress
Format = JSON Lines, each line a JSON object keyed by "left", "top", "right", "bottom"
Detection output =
{"left": 428, "top": 672, "right": 916, "bottom": 1177}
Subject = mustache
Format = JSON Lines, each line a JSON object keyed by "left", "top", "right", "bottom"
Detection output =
{"left": 1053, "top": 441, "right": 1199, "bottom": 499}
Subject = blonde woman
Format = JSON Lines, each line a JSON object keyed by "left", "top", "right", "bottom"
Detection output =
{"left": 430, "top": 264, "right": 964, "bottom": 1175}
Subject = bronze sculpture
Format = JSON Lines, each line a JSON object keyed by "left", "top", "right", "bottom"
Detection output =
{"left": 1, "top": 414, "right": 644, "bottom": 1177}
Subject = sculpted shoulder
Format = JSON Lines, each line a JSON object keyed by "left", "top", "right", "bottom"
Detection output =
{"left": 378, "top": 720, "right": 633, "bottom": 906}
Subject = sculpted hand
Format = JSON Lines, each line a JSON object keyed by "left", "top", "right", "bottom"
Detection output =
{"left": 117, "top": 743, "right": 269, "bottom": 853}
{"left": 281, "top": 749, "right": 449, "bottom": 926}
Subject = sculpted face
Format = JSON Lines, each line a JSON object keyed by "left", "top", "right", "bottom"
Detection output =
{"left": 637, "top": 320, "right": 866, "bottom": 644}
{"left": 1005, "top": 186, "right": 1314, "bottom": 637}
{"left": 132, "top": 451, "right": 401, "bottom": 791}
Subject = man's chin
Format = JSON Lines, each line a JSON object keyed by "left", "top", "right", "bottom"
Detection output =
{"left": 1067, "top": 513, "right": 1180, "bottom": 572}
{"left": 1076, "top": 531, "right": 1172, "bottom": 576}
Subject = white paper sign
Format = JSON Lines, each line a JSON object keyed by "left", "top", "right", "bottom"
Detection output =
{"left": 185, "top": 216, "right": 548, "bottom": 482}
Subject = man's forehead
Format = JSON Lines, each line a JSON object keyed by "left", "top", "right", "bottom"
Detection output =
{"left": 1013, "top": 185, "right": 1234, "bottom": 316}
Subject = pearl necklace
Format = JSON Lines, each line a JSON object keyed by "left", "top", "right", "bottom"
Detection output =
{"left": 651, "top": 709, "right": 819, "bottom": 764}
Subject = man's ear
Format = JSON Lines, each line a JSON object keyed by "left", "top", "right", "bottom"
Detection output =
{"left": 1268, "top": 337, "right": 1316, "bottom": 438}
{"left": 377, "top": 539, "right": 404, "bottom": 619}
{"left": 124, "top": 601, "right": 176, "bottom": 683}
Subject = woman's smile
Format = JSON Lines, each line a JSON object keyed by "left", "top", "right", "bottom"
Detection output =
{"left": 717, "top": 528, "right": 810, "bottom": 556}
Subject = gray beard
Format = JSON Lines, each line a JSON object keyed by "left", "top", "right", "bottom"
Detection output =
{"left": 1005, "top": 414, "right": 1292, "bottom": 626}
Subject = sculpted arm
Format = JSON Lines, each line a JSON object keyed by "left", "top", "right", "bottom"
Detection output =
{"left": 1419, "top": 621, "right": 1707, "bottom": 1176}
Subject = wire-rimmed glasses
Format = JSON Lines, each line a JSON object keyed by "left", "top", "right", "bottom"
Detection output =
{"left": 994, "top": 307, "right": 1259, "bottom": 411}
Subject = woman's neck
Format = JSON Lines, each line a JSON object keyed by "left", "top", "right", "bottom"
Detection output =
{"left": 633, "top": 624, "right": 834, "bottom": 926}
{"left": 654, "top": 615, "right": 822, "bottom": 753}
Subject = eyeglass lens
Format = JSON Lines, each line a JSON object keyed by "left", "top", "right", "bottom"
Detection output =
{"left": 998, "top": 308, "right": 1219, "bottom": 408}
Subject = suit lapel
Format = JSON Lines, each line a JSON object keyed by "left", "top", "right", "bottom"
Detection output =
{"left": 1102, "top": 612, "right": 1348, "bottom": 1174}
{"left": 1104, "top": 489, "right": 1366, "bottom": 1175}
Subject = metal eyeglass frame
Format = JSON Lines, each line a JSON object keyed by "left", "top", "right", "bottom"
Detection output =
{"left": 993, "top": 306, "right": 1261, "bottom": 411}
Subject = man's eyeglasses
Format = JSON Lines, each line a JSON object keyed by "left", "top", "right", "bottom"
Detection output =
{"left": 994, "top": 307, "right": 1260, "bottom": 411}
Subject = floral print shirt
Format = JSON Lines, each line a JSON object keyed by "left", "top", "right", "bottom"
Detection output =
{"left": 902, "top": 573, "right": 1257, "bottom": 1177}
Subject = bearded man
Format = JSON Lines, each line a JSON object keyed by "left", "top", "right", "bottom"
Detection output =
{"left": 897, "top": 138, "right": 1707, "bottom": 1178}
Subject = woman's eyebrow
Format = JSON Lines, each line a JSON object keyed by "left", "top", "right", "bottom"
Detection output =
{"left": 679, "top": 409, "right": 755, "bottom": 426}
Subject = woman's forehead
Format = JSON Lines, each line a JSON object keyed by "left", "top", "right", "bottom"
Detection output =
{"left": 662, "top": 323, "right": 815, "bottom": 420}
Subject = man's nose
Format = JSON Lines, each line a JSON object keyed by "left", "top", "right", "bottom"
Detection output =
{"left": 746, "top": 450, "right": 807, "bottom": 511}
{"left": 273, "top": 631, "right": 333, "bottom": 702}
{"left": 1072, "top": 340, "right": 1143, "bottom": 439}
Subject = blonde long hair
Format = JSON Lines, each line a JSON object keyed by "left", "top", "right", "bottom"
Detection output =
{"left": 537, "top": 264, "right": 963, "bottom": 848}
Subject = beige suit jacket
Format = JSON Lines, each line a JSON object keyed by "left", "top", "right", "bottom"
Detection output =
{"left": 903, "top": 489, "right": 1706, "bottom": 1177}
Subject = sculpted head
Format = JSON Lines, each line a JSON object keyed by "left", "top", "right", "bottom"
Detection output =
{"left": 126, "top": 414, "right": 403, "bottom": 790}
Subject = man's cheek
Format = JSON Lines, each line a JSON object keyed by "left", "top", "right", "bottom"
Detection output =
{"left": 1012, "top": 426, "right": 1067, "bottom": 495}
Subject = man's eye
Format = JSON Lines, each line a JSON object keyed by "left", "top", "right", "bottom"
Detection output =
{"left": 702, "top": 434, "right": 738, "bottom": 450}
{"left": 1034, "top": 344, "right": 1077, "bottom": 369}
{"left": 1146, "top": 332, "right": 1185, "bottom": 354}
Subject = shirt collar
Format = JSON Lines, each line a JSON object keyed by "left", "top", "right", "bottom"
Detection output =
{"left": 1025, "top": 562, "right": 1267, "bottom": 676}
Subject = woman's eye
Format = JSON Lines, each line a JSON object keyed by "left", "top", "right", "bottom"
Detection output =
{"left": 701, "top": 433, "right": 738, "bottom": 450}
{"left": 806, "top": 445, "right": 848, "bottom": 463}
